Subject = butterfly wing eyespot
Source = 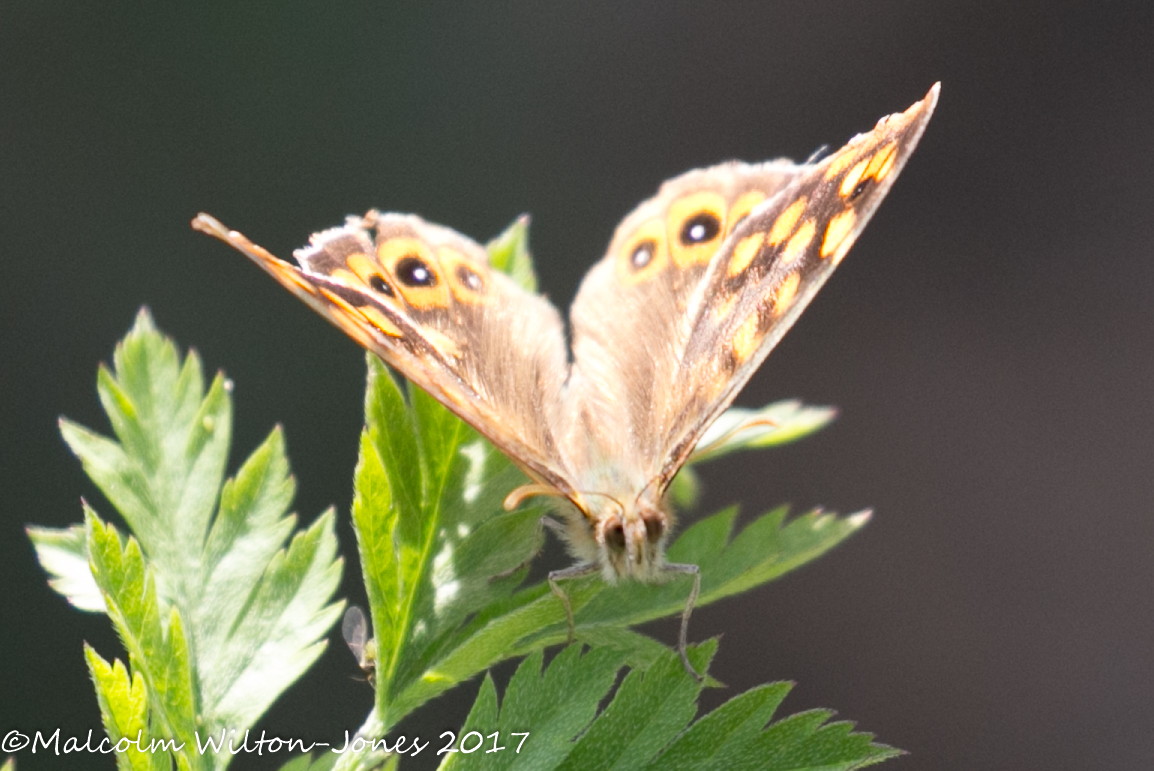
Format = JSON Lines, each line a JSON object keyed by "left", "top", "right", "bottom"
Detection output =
{"left": 437, "top": 246, "right": 491, "bottom": 304}
{"left": 668, "top": 191, "right": 727, "bottom": 268}
{"left": 394, "top": 255, "right": 437, "bottom": 287}
{"left": 368, "top": 274, "right": 395, "bottom": 296}
{"left": 680, "top": 211, "right": 722, "bottom": 245}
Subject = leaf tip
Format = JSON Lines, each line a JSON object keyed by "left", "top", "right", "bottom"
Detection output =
{"left": 847, "top": 509, "right": 873, "bottom": 528}
{"left": 133, "top": 305, "right": 156, "bottom": 332}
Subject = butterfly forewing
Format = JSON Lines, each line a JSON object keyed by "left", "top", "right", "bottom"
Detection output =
{"left": 192, "top": 211, "right": 576, "bottom": 495}
{"left": 562, "top": 161, "right": 809, "bottom": 494}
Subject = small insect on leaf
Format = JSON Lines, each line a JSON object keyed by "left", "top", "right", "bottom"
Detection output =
{"left": 342, "top": 605, "right": 378, "bottom": 687}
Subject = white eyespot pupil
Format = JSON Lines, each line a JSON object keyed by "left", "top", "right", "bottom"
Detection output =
{"left": 630, "top": 240, "right": 656, "bottom": 269}
{"left": 456, "top": 265, "right": 484, "bottom": 292}
{"left": 679, "top": 212, "right": 721, "bottom": 245}
{"left": 396, "top": 255, "right": 437, "bottom": 287}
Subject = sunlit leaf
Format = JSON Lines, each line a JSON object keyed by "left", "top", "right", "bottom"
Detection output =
{"left": 485, "top": 215, "right": 537, "bottom": 292}
{"left": 34, "top": 310, "right": 343, "bottom": 771}
{"left": 690, "top": 401, "right": 837, "bottom": 465}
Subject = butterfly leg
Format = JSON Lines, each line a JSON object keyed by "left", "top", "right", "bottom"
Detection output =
{"left": 489, "top": 516, "right": 568, "bottom": 582}
{"left": 662, "top": 562, "right": 703, "bottom": 680}
{"left": 548, "top": 562, "right": 598, "bottom": 644}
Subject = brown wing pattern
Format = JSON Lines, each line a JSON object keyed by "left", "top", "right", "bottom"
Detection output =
{"left": 561, "top": 161, "right": 806, "bottom": 493}
{"left": 196, "top": 85, "right": 938, "bottom": 511}
{"left": 566, "top": 85, "right": 939, "bottom": 496}
{"left": 192, "top": 211, "right": 575, "bottom": 493}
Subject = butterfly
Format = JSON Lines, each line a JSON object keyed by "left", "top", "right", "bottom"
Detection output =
{"left": 194, "top": 85, "right": 938, "bottom": 679}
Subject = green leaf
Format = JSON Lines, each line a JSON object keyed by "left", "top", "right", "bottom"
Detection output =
{"left": 647, "top": 683, "right": 791, "bottom": 771}
{"left": 485, "top": 215, "right": 538, "bottom": 292}
{"left": 439, "top": 644, "right": 896, "bottom": 771}
{"left": 26, "top": 523, "right": 104, "bottom": 612}
{"left": 60, "top": 309, "right": 232, "bottom": 605}
{"left": 667, "top": 466, "right": 703, "bottom": 511}
{"left": 276, "top": 753, "right": 341, "bottom": 771}
{"left": 352, "top": 356, "right": 545, "bottom": 729}
{"left": 689, "top": 401, "right": 837, "bottom": 465}
{"left": 572, "top": 626, "right": 670, "bottom": 670}
{"left": 440, "top": 645, "right": 629, "bottom": 771}
{"left": 86, "top": 506, "right": 202, "bottom": 770}
{"left": 35, "top": 309, "right": 343, "bottom": 771}
{"left": 342, "top": 355, "right": 868, "bottom": 745}
{"left": 500, "top": 505, "right": 870, "bottom": 659}
{"left": 85, "top": 645, "right": 170, "bottom": 771}
{"left": 556, "top": 642, "right": 718, "bottom": 771}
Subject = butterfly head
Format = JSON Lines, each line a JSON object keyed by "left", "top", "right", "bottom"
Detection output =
{"left": 582, "top": 491, "right": 671, "bottom": 582}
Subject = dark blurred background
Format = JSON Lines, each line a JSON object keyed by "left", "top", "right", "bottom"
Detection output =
{"left": 3, "top": 1, "right": 1152, "bottom": 769}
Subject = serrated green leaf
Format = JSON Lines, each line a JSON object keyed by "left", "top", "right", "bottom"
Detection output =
{"left": 644, "top": 683, "right": 791, "bottom": 771}
{"left": 27, "top": 523, "right": 104, "bottom": 612}
{"left": 440, "top": 644, "right": 895, "bottom": 771}
{"left": 85, "top": 645, "right": 170, "bottom": 771}
{"left": 689, "top": 401, "right": 837, "bottom": 465}
{"left": 573, "top": 626, "right": 670, "bottom": 670}
{"left": 76, "top": 308, "right": 232, "bottom": 606}
{"left": 745, "top": 708, "right": 900, "bottom": 771}
{"left": 36, "top": 310, "right": 343, "bottom": 771}
{"left": 439, "top": 646, "right": 629, "bottom": 771}
{"left": 353, "top": 356, "right": 545, "bottom": 728}
{"left": 557, "top": 642, "right": 717, "bottom": 771}
{"left": 485, "top": 215, "right": 537, "bottom": 292}
{"left": 86, "top": 506, "right": 203, "bottom": 771}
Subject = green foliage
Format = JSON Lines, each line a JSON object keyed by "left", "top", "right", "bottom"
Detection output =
{"left": 351, "top": 356, "right": 550, "bottom": 729}
{"left": 276, "top": 753, "right": 342, "bottom": 771}
{"left": 437, "top": 644, "right": 896, "bottom": 771}
{"left": 485, "top": 215, "right": 538, "bottom": 292}
{"left": 689, "top": 401, "right": 838, "bottom": 465}
{"left": 27, "top": 522, "right": 103, "bottom": 612}
{"left": 86, "top": 646, "right": 170, "bottom": 771}
{"left": 31, "top": 227, "right": 894, "bottom": 771}
{"left": 343, "top": 357, "right": 868, "bottom": 749}
{"left": 30, "top": 310, "right": 343, "bottom": 771}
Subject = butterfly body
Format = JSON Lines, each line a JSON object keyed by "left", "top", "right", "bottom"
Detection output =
{"left": 195, "top": 85, "right": 939, "bottom": 676}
